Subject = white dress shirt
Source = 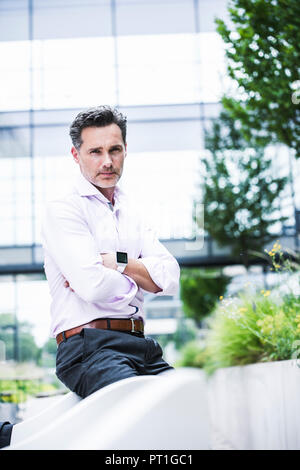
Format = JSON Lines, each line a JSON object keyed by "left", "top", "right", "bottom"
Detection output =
{"left": 41, "top": 172, "right": 180, "bottom": 337}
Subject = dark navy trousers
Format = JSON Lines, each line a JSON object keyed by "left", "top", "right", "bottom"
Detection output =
{"left": 0, "top": 421, "right": 13, "bottom": 449}
{"left": 56, "top": 327, "right": 173, "bottom": 398}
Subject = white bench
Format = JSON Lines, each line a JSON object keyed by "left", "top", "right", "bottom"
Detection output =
{"left": 5, "top": 368, "right": 210, "bottom": 450}
{"left": 6, "top": 375, "right": 158, "bottom": 450}
{"left": 96, "top": 368, "right": 210, "bottom": 450}
{"left": 10, "top": 391, "right": 81, "bottom": 446}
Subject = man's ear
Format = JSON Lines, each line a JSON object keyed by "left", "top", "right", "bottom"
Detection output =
{"left": 124, "top": 143, "right": 127, "bottom": 158}
{"left": 71, "top": 146, "right": 79, "bottom": 164}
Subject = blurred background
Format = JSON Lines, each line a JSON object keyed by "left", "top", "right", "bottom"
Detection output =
{"left": 0, "top": 0, "right": 299, "bottom": 422}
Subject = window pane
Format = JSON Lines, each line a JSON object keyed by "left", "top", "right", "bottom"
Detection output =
{"left": 118, "top": 33, "right": 227, "bottom": 105}
{"left": 0, "top": 127, "right": 30, "bottom": 158}
{"left": 34, "top": 154, "right": 79, "bottom": 244}
{"left": 116, "top": 0, "right": 195, "bottom": 35}
{"left": 196, "top": 32, "right": 228, "bottom": 102}
{"left": 0, "top": 41, "right": 30, "bottom": 111}
{"left": 0, "top": 157, "right": 33, "bottom": 245}
{"left": 32, "top": 37, "right": 117, "bottom": 109}
{"left": 121, "top": 150, "right": 200, "bottom": 238}
{"left": 33, "top": 0, "right": 112, "bottom": 40}
{"left": 0, "top": 0, "right": 29, "bottom": 42}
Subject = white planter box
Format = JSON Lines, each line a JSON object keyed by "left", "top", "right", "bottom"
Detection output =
{"left": 207, "top": 359, "right": 300, "bottom": 450}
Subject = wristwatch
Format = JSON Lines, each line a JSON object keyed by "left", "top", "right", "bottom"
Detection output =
{"left": 116, "top": 251, "right": 128, "bottom": 273}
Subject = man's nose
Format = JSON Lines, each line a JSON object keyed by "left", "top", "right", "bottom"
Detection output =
{"left": 102, "top": 151, "right": 113, "bottom": 167}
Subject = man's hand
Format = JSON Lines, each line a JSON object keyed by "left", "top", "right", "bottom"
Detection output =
{"left": 100, "top": 252, "right": 117, "bottom": 270}
{"left": 63, "top": 279, "right": 74, "bottom": 291}
{"left": 123, "top": 259, "right": 163, "bottom": 294}
{"left": 63, "top": 252, "right": 117, "bottom": 292}
{"left": 101, "top": 253, "right": 162, "bottom": 293}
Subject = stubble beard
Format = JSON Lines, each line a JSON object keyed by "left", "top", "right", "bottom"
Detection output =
{"left": 94, "top": 171, "right": 121, "bottom": 189}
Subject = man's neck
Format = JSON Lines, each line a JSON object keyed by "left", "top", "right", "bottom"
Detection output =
{"left": 97, "top": 186, "right": 115, "bottom": 205}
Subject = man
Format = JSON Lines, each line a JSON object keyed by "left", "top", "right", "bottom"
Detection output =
{"left": 0, "top": 421, "right": 13, "bottom": 449}
{"left": 41, "top": 106, "right": 180, "bottom": 398}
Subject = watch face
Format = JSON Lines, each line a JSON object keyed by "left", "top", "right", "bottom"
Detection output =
{"left": 117, "top": 251, "right": 128, "bottom": 264}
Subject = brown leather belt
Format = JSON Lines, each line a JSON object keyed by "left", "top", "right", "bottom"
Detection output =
{"left": 56, "top": 318, "right": 144, "bottom": 346}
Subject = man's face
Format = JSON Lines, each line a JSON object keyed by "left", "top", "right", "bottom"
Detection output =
{"left": 71, "top": 123, "right": 127, "bottom": 189}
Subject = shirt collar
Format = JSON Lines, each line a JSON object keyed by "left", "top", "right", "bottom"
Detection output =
{"left": 74, "top": 171, "right": 125, "bottom": 206}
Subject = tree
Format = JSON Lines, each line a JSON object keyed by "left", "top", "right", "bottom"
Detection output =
{"left": 43, "top": 337, "right": 57, "bottom": 356}
{"left": 180, "top": 268, "right": 230, "bottom": 326}
{"left": 40, "top": 337, "right": 57, "bottom": 367}
{"left": 155, "top": 320, "right": 197, "bottom": 351}
{"left": 216, "top": 0, "right": 300, "bottom": 157}
{"left": 0, "top": 313, "right": 40, "bottom": 362}
{"left": 202, "top": 110, "right": 289, "bottom": 269}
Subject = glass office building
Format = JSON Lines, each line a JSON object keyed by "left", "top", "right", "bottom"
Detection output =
{"left": 0, "top": 0, "right": 299, "bottom": 348}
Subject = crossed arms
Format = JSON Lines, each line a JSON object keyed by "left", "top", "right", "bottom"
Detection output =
{"left": 106, "top": 254, "right": 163, "bottom": 293}
{"left": 42, "top": 200, "right": 180, "bottom": 305}
{"left": 64, "top": 253, "right": 162, "bottom": 294}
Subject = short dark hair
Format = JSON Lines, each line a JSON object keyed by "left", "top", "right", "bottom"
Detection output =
{"left": 69, "top": 105, "right": 127, "bottom": 150}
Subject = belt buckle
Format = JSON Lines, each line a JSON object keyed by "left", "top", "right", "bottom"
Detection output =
{"left": 130, "top": 318, "right": 136, "bottom": 333}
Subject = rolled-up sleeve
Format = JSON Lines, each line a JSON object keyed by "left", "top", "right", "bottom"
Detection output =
{"left": 138, "top": 223, "right": 180, "bottom": 296}
{"left": 41, "top": 200, "right": 138, "bottom": 306}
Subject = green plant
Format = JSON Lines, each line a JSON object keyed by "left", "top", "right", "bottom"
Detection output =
{"left": 180, "top": 268, "right": 230, "bottom": 326}
{"left": 203, "top": 289, "right": 300, "bottom": 375}
{"left": 266, "top": 241, "right": 300, "bottom": 277}
{"left": 0, "top": 379, "right": 59, "bottom": 404}
{"left": 175, "top": 341, "right": 208, "bottom": 369}
{"left": 189, "top": 239, "right": 298, "bottom": 375}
